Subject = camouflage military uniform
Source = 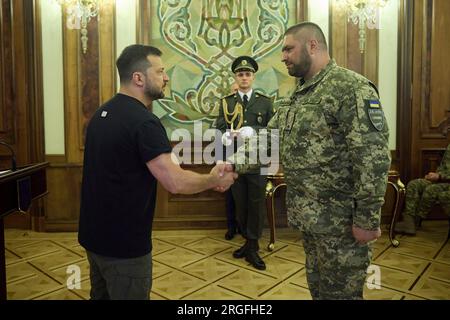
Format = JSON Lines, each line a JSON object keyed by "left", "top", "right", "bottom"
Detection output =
{"left": 402, "top": 145, "right": 450, "bottom": 219}
{"left": 235, "top": 59, "right": 391, "bottom": 299}
{"left": 216, "top": 91, "right": 274, "bottom": 241}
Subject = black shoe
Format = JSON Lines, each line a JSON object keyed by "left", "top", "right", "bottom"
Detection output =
{"left": 233, "top": 241, "right": 248, "bottom": 259}
{"left": 245, "top": 250, "right": 266, "bottom": 270}
{"left": 225, "top": 228, "right": 236, "bottom": 240}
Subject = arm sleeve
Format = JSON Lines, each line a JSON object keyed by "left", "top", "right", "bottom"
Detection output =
{"left": 233, "top": 109, "right": 280, "bottom": 174}
{"left": 136, "top": 118, "right": 172, "bottom": 163}
{"left": 341, "top": 83, "right": 391, "bottom": 230}
{"left": 437, "top": 146, "right": 450, "bottom": 179}
{"left": 266, "top": 100, "right": 275, "bottom": 125}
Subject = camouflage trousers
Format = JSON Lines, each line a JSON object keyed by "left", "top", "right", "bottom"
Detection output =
{"left": 301, "top": 231, "right": 371, "bottom": 300}
{"left": 403, "top": 179, "right": 450, "bottom": 219}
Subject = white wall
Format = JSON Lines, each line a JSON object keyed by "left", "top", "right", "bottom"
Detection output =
{"left": 310, "top": 0, "right": 398, "bottom": 150}
{"left": 115, "top": 0, "right": 137, "bottom": 90}
{"left": 41, "top": 0, "right": 65, "bottom": 155}
{"left": 379, "top": 0, "right": 399, "bottom": 150}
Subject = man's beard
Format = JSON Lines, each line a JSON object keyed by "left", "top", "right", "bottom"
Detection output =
{"left": 144, "top": 82, "right": 164, "bottom": 100}
{"left": 290, "top": 45, "right": 312, "bottom": 78}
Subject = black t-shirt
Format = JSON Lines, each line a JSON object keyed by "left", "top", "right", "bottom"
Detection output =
{"left": 78, "top": 94, "right": 172, "bottom": 258}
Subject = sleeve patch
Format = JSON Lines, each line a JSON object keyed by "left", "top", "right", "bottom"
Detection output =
{"left": 365, "top": 99, "right": 385, "bottom": 131}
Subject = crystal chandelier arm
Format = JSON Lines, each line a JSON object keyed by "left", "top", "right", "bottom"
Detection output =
{"left": 55, "top": 0, "right": 99, "bottom": 54}
{"left": 335, "top": 0, "right": 389, "bottom": 53}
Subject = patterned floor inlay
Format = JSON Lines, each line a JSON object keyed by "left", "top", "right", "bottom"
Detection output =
{"left": 4, "top": 220, "right": 450, "bottom": 300}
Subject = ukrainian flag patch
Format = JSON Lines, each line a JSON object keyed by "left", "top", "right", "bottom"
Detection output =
{"left": 369, "top": 100, "right": 381, "bottom": 109}
{"left": 365, "top": 99, "right": 384, "bottom": 131}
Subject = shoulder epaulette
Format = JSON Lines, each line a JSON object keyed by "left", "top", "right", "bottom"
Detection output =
{"left": 221, "top": 93, "right": 236, "bottom": 100}
{"left": 255, "top": 91, "right": 271, "bottom": 99}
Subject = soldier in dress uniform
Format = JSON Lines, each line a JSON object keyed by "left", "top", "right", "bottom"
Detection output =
{"left": 215, "top": 56, "right": 274, "bottom": 270}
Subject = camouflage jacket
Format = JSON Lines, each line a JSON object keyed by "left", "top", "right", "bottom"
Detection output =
{"left": 437, "top": 144, "right": 450, "bottom": 179}
{"left": 235, "top": 59, "right": 391, "bottom": 234}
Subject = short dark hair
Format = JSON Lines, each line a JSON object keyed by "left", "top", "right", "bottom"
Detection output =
{"left": 285, "top": 22, "right": 328, "bottom": 50}
{"left": 116, "top": 45, "right": 162, "bottom": 84}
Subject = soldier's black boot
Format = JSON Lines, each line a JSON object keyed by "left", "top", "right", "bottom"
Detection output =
{"left": 245, "top": 239, "right": 266, "bottom": 270}
{"left": 225, "top": 228, "right": 236, "bottom": 240}
{"left": 233, "top": 240, "right": 248, "bottom": 258}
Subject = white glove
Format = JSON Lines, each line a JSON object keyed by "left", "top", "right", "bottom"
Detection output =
{"left": 239, "top": 126, "right": 256, "bottom": 138}
{"left": 222, "top": 131, "right": 233, "bottom": 146}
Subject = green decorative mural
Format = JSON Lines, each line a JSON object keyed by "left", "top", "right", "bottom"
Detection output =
{"left": 150, "top": 0, "right": 299, "bottom": 138}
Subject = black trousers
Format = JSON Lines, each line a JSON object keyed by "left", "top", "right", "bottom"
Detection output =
{"left": 231, "top": 174, "right": 267, "bottom": 240}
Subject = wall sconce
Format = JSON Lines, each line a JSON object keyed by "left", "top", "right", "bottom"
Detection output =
{"left": 55, "top": 0, "right": 99, "bottom": 54}
{"left": 335, "top": 0, "right": 389, "bottom": 53}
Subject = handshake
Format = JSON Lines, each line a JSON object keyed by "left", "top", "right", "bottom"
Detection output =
{"left": 210, "top": 161, "right": 238, "bottom": 192}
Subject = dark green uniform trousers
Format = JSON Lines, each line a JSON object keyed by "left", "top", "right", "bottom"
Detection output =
{"left": 231, "top": 173, "right": 266, "bottom": 240}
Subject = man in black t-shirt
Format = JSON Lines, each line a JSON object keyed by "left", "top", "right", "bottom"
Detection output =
{"left": 79, "top": 45, "right": 237, "bottom": 300}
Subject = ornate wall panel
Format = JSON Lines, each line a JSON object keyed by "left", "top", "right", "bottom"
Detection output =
{"left": 1, "top": 0, "right": 45, "bottom": 229}
{"left": 329, "top": 0, "right": 379, "bottom": 85}
{"left": 143, "top": 0, "right": 302, "bottom": 138}
{"left": 401, "top": 0, "right": 450, "bottom": 181}
{"left": 45, "top": 1, "right": 116, "bottom": 229}
{"left": 135, "top": 0, "right": 306, "bottom": 229}
{"left": 427, "top": 0, "right": 450, "bottom": 132}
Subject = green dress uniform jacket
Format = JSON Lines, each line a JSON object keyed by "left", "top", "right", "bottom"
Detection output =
{"left": 216, "top": 90, "right": 274, "bottom": 240}
{"left": 216, "top": 91, "right": 274, "bottom": 133}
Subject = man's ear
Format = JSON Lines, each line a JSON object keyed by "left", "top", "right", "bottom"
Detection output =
{"left": 309, "top": 39, "right": 320, "bottom": 54}
{"left": 132, "top": 72, "right": 145, "bottom": 87}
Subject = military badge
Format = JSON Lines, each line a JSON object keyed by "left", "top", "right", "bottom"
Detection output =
{"left": 366, "top": 99, "right": 384, "bottom": 131}
{"left": 257, "top": 113, "right": 263, "bottom": 124}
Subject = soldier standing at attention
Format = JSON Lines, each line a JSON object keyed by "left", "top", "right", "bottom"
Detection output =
{"left": 216, "top": 56, "right": 274, "bottom": 270}
{"left": 395, "top": 144, "right": 450, "bottom": 235}
{"left": 234, "top": 22, "right": 391, "bottom": 298}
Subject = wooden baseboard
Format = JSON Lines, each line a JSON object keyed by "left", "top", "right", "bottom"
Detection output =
{"left": 44, "top": 221, "right": 79, "bottom": 232}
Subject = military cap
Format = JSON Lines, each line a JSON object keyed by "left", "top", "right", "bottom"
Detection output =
{"left": 231, "top": 56, "right": 258, "bottom": 73}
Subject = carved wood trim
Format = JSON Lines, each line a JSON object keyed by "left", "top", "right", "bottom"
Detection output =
{"left": 330, "top": 0, "right": 348, "bottom": 67}
{"left": 79, "top": 20, "right": 100, "bottom": 151}
{"left": 297, "top": 0, "right": 308, "bottom": 21}
{"left": 137, "top": 0, "right": 152, "bottom": 45}
{"left": 329, "top": 0, "right": 379, "bottom": 82}
{"left": 28, "top": 0, "right": 45, "bottom": 163}
{"left": 0, "top": 0, "right": 14, "bottom": 141}
{"left": 397, "top": 0, "right": 414, "bottom": 182}
{"left": 415, "top": 0, "right": 450, "bottom": 139}
{"left": 99, "top": 0, "right": 116, "bottom": 105}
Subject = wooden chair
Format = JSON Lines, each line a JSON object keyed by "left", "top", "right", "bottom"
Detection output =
{"left": 265, "top": 170, "right": 406, "bottom": 250}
